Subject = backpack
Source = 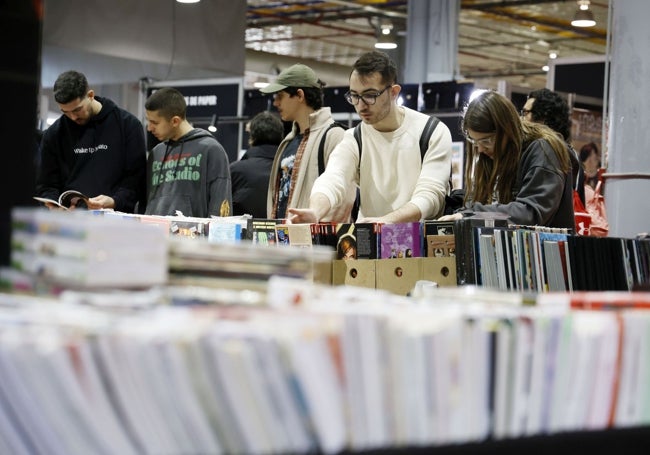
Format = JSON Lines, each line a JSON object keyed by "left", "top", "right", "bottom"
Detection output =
{"left": 317, "top": 121, "right": 348, "bottom": 175}
{"left": 352, "top": 116, "right": 444, "bottom": 220}
{"left": 317, "top": 116, "right": 444, "bottom": 221}
{"left": 318, "top": 116, "right": 440, "bottom": 175}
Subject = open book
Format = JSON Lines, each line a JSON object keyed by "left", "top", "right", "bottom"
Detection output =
{"left": 33, "top": 190, "right": 90, "bottom": 209}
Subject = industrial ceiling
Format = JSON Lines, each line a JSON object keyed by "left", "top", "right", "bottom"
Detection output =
{"left": 245, "top": 0, "right": 609, "bottom": 90}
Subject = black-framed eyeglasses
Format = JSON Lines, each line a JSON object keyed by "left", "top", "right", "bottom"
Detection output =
{"left": 344, "top": 85, "right": 392, "bottom": 106}
{"left": 520, "top": 109, "right": 532, "bottom": 117}
{"left": 465, "top": 133, "right": 496, "bottom": 148}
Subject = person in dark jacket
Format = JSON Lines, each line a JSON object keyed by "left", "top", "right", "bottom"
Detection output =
{"left": 522, "top": 88, "right": 585, "bottom": 206}
{"left": 230, "top": 111, "right": 284, "bottom": 217}
{"left": 36, "top": 70, "right": 146, "bottom": 212}
{"left": 439, "top": 90, "right": 574, "bottom": 229}
{"left": 144, "top": 87, "right": 232, "bottom": 218}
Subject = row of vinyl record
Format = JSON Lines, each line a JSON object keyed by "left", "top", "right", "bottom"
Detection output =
{"left": 1, "top": 282, "right": 650, "bottom": 454}
{"left": 101, "top": 211, "right": 453, "bottom": 261}
{"left": 468, "top": 224, "right": 650, "bottom": 292}
{"left": 98, "top": 209, "right": 650, "bottom": 293}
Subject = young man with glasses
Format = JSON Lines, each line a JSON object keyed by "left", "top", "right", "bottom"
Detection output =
{"left": 288, "top": 51, "right": 452, "bottom": 224}
{"left": 36, "top": 70, "right": 146, "bottom": 212}
{"left": 259, "top": 64, "right": 353, "bottom": 220}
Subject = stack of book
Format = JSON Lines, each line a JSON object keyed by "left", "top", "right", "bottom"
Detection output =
{"left": 167, "top": 236, "right": 334, "bottom": 292}
{"left": 10, "top": 208, "right": 168, "bottom": 289}
{"left": 0, "top": 285, "right": 649, "bottom": 454}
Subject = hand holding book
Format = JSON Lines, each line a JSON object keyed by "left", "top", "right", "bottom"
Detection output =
{"left": 34, "top": 190, "right": 90, "bottom": 210}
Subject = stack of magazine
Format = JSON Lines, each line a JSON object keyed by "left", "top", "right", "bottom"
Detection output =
{"left": 0, "top": 285, "right": 649, "bottom": 454}
{"left": 10, "top": 208, "right": 168, "bottom": 289}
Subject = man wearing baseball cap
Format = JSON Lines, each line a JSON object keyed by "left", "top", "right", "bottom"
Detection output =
{"left": 260, "top": 64, "right": 355, "bottom": 221}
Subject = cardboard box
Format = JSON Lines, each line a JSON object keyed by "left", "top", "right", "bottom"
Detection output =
{"left": 420, "top": 257, "right": 457, "bottom": 287}
{"left": 332, "top": 259, "right": 376, "bottom": 288}
{"left": 375, "top": 258, "right": 421, "bottom": 296}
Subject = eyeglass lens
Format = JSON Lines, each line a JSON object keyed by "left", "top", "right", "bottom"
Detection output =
{"left": 345, "top": 86, "right": 391, "bottom": 105}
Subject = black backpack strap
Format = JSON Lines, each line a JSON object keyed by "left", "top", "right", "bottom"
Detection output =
{"left": 353, "top": 123, "right": 362, "bottom": 162}
{"left": 418, "top": 115, "right": 440, "bottom": 160}
{"left": 351, "top": 124, "right": 363, "bottom": 222}
{"left": 318, "top": 122, "right": 347, "bottom": 175}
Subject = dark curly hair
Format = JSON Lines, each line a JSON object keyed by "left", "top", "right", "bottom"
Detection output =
{"left": 283, "top": 86, "right": 324, "bottom": 111}
{"left": 527, "top": 88, "right": 571, "bottom": 141}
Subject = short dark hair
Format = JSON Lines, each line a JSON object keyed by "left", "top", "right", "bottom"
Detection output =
{"left": 145, "top": 87, "right": 187, "bottom": 120}
{"left": 249, "top": 111, "right": 284, "bottom": 146}
{"left": 579, "top": 141, "right": 599, "bottom": 163}
{"left": 283, "top": 86, "right": 324, "bottom": 110}
{"left": 351, "top": 50, "right": 398, "bottom": 86}
{"left": 527, "top": 88, "right": 571, "bottom": 141}
{"left": 53, "top": 70, "right": 89, "bottom": 104}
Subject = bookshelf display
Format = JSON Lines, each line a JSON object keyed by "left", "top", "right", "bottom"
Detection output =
{"left": 1, "top": 208, "right": 650, "bottom": 454}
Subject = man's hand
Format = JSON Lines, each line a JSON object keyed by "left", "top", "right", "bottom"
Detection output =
{"left": 356, "top": 216, "right": 384, "bottom": 224}
{"left": 86, "top": 195, "right": 115, "bottom": 210}
{"left": 437, "top": 213, "right": 462, "bottom": 221}
{"left": 287, "top": 208, "right": 318, "bottom": 224}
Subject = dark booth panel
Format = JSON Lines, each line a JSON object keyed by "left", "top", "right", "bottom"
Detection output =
{"left": 399, "top": 83, "right": 420, "bottom": 111}
{"left": 324, "top": 86, "right": 356, "bottom": 114}
{"left": 146, "top": 83, "right": 240, "bottom": 162}
{"left": 243, "top": 89, "right": 274, "bottom": 117}
{"left": 422, "top": 81, "right": 459, "bottom": 112}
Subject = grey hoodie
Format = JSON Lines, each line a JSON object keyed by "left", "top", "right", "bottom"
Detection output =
{"left": 145, "top": 128, "right": 232, "bottom": 217}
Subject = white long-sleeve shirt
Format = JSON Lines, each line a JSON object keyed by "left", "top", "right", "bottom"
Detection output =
{"left": 311, "top": 107, "right": 452, "bottom": 220}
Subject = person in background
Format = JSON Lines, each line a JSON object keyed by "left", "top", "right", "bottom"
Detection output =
{"left": 439, "top": 90, "right": 574, "bottom": 229}
{"left": 259, "top": 63, "right": 350, "bottom": 220}
{"left": 580, "top": 141, "right": 601, "bottom": 189}
{"left": 230, "top": 111, "right": 284, "bottom": 217}
{"left": 287, "top": 50, "right": 452, "bottom": 224}
{"left": 36, "top": 70, "right": 146, "bottom": 212}
{"left": 144, "top": 87, "right": 232, "bottom": 217}
{"left": 522, "top": 88, "right": 585, "bottom": 206}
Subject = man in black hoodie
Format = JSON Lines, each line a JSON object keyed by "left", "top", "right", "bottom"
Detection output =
{"left": 144, "top": 87, "right": 232, "bottom": 218}
{"left": 36, "top": 70, "right": 146, "bottom": 212}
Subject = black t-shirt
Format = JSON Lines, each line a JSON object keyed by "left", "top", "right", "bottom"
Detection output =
{"left": 276, "top": 134, "right": 302, "bottom": 219}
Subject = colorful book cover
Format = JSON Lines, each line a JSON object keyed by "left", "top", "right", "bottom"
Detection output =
{"left": 208, "top": 220, "right": 242, "bottom": 244}
{"left": 380, "top": 222, "right": 421, "bottom": 259}
{"left": 169, "top": 219, "right": 209, "bottom": 238}
{"left": 247, "top": 218, "right": 278, "bottom": 246}
{"left": 335, "top": 222, "right": 380, "bottom": 259}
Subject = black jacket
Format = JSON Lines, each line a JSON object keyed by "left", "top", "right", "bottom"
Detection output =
{"left": 230, "top": 144, "right": 277, "bottom": 217}
{"left": 466, "top": 138, "right": 575, "bottom": 229}
{"left": 36, "top": 96, "right": 146, "bottom": 213}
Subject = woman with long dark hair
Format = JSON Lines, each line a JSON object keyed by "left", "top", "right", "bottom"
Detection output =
{"left": 440, "top": 90, "right": 574, "bottom": 228}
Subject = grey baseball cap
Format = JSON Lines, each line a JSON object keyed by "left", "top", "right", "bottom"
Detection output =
{"left": 259, "top": 64, "right": 321, "bottom": 94}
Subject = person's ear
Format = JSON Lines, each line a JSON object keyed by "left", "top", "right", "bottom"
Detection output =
{"left": 171, "top": 115, "right": 182, "bottom": 127}
{"left": 390, "top": 84, "right": 401, "bottom": 100}
{"left": 86, "top": 89, "right": 95, "bottom": 101}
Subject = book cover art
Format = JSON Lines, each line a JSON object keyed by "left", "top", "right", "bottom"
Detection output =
{"left": 427, "top": 234, "right": 455, "bottom": 257}
{"left": 422, "top": 220, "right": 455, "bottom": 257}
{"left": 208, "top": 220, "right": 242, "bottom": 244}
{"left": 170, "top": 219, "right": 209, "bottom": 238}
{"left": 247, "top": 219, "right": 278, "bottom": 246}
{"left": 379, "top": 222, "right": 421, "bottom": 259}
{"left": 312, "top": 222, "right": 338, "bottom": 250}
{"left": 335, "top": 223, "right": 379, "bottom": 260}
{"left": 276, "top": 224, "right": 313, "bottom": 248}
